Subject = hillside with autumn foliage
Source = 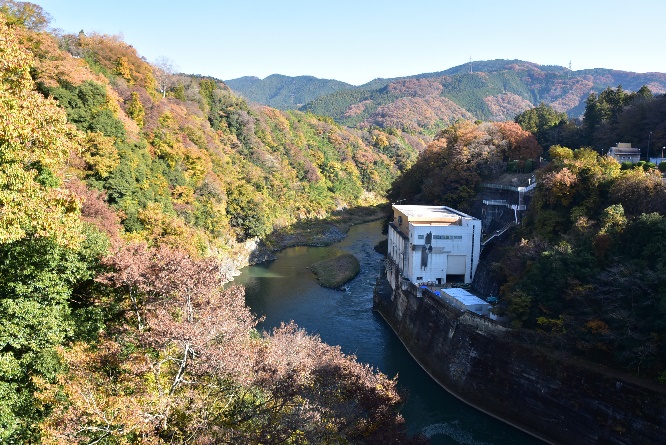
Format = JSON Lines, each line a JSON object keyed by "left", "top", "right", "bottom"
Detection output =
{"left": 0, "top": 2, "right": 426, "bottom": 443}
{"left": 228, "top": 60, "right": 666, "bottom": 139}
{"left": 387, "top": 87, "right": 666, "bottom": 382}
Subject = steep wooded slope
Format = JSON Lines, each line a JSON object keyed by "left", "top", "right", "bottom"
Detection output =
{"left": 30, "top": 29, "right": 421, "bottom": 249}
{"left": 0, "top": 4, "right": 425, "bottom": 443}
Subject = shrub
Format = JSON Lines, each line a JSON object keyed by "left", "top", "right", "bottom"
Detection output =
{"left": 310, "top": 253, "right": 360, "bottom": 288}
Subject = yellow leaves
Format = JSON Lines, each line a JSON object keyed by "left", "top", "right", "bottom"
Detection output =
{"left": 548, "top": 145, "right": 574, "bottom": 162}
{"left": 536, "top": 316, "right": 565, "bottom": 333}
{"left": 79, "top": 32, "right": 156, "bottom": 91}
{"left": 150, "top": 135, "right": 183, "bottom": 166}
{"left": 82, "top": 131, "right": 119, "bottom": 178}
{"left": 126, "top": 91, "right": 145, "bottom": 127}
{"left": 264, "top": 107, "right": 291, "bottom": 133}
{"left": 183, "top": 147, "right": 211, "bottom": 186}
{"left": 10, "top": 23, "right": 95, "bottom": 88}
{"left": 172, "top": 185, "right": 194, "bottom": 204}
{"left": 0, "top": 87, "right": 74, "bottom": 168}
{"left": 598, "top": 154, "right": 622, "bottom": 179}
{"left": 137, "top": 203, "right": 205, "bottom": 255}
{"left": 0, "top": 19, "right": 85, "bottom": 247}
{"left": 0, "top": 163, "right": 83, "bottom": 246}
{"left": 0, "top": 17, "right": 33, "bottom": 91}
{"left": 115, "top": 56, "right": 133, "bottom": 83}
{"left": 541, "top": 167, "right": 578, "bottom": 207}
{"left": 39, "top": 341, "right": 157, "bottom": 445}
{"left": 327, "top": 131, "right": 344, "bottom": 148}
{"left": 372, "top": 131, "right": 389, "bottom": 148}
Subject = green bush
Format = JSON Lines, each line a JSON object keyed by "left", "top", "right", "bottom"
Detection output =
{"left": 310, "top": 253, "right": 360, "bottom": 288}
{"left": 44, "top": 81, "right": 126, "bottom": 139}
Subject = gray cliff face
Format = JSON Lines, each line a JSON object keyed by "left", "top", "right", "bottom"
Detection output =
{"left": 373, "top": 268, "right": 666, "bottom": 444}
{"left": 470, "top": 244, "right": 504, "bottom": 298}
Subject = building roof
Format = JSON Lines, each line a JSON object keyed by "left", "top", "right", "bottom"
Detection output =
{"left": 393, "top": 205, "right": 474, "bottom": 222}
{"left": 442, "top": 287, "right": 488, "bottom": 306}
{"left": 610, "top": 147, "right": 640, "bottom": 154}
{"left": 388, "top": 222, "right": 409, "bottom": 240}
{"left": 609, "top": 143, "right": 640, "bottom": 155}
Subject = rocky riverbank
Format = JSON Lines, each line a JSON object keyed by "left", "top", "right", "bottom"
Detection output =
{"left": 265, "top": 205, "right": 389, "bottom": 251}
{"left": 222, "top": 205, "right": 389, "bottom": 280}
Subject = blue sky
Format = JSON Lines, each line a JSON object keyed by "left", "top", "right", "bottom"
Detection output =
{"left": 35, "top": 0, "right": 666, "bottom": 85}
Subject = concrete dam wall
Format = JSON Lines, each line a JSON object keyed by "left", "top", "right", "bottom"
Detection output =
{"left": 373, "top": 268, "right": 666, "bottom": 444}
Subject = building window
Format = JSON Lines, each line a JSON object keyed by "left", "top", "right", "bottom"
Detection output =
{"left": 433, "top": 235, "right": 459, "bottom": 240}
{"left": 416, "top": 276, "right": 423, "bottom": 281}
{"left": 418, "top": 235, "right": 424, "bottom": 239}
{"left": 398, "top": 216, "right": 402, "bottom": 225}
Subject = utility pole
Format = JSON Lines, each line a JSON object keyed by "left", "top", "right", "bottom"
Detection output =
{"left": 648, "top": 131, "right": 652, "bottom": 162}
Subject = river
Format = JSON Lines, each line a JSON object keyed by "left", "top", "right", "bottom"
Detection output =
{"left": 233, "top": 220, "right": 542, "bottom": 445}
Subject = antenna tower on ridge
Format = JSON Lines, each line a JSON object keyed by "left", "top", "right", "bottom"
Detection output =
{"left": 568, "top": 60, "right": 572, "bottom": 78}
{"left": 469, "top": 56, "right": 472, "bottom": 74}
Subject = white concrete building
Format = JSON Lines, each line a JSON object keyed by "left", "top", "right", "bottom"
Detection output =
{"left": 387, "top": 205, "right": 481, "bottom": 286}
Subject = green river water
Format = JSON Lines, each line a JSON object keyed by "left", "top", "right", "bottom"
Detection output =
{"left": 234, "top": 220, "right": 543, "bottom": 445}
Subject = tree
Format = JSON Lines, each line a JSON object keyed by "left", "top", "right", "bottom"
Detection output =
{"left": 0, "top": 0, "right": 51, "bottom": 31}
{"left": 226, "top": 183, "right": 272, "bottom": 240}
{"left": 126, "top": 91, "right": 145, "bottom": 127}
{"left": 389, "top": 120, "right": 541, "bottom": 210}
{"left": 0, "top": 17, "right": 108, "bottom": 440}
{"left": 582, "top": 86, "right": 635, "bottom": 148}
{"left": 153, "top": 56, "right": 177, "bottom": 98}
{"left": 43, "top": 80, "right": 126, "bottom": 140}
{"left": 515, "top": 102, "right": 567, "bottom": 134}
{"left": 635, "top": 85, "right": 653, "bottom": 101}
{"left": 114, "top": 56, "right": 132, "bottom": 83}
{"left": 514, "top": 102, "right": 567, "bottom": 148}
{"left": 495, "top": 121, "right": 542, "bottom": 161}
{"left": 609, "top": 168, "right": 666, "bottom": 216}
{"left": 53, "top": 241, "right": 424, "bottom": 444}
{"left": 0, "top": 16, "right": 84, "bottom": 246}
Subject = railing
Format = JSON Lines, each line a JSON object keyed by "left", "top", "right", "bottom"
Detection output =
{"left": 481, "top": 221, "right": 515, "bottom": 247}
{"left": 482, "top": 199, "right": 508, "bottom": 206}
{"left": 481, "top": 182, "right": 538, "bottom": 193}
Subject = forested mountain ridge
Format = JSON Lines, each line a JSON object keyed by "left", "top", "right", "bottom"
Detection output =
{"left": 225, "top": 73, "right": 354, "bottom": 109}
{"left": 227, "top": 60, "right": 666, "bottom": 137}
{"left": 0, "top": 2, "right": 425, "bottom": 443}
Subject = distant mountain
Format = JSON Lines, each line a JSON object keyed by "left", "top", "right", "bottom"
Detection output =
{"left": 228, "top": 60, "right": 666, "bottom": 136}
{"left": 225, "top": 74, "right": 352, "bottom": 109}
{"left": 304, "top": 60, "right": 666, "bottom": 133}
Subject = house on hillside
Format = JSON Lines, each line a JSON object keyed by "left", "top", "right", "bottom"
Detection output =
{"left": 608, "top": 142, "right": 640, "bottom": 163}
{"left": 387, "top": 205, "right": 481, "bottom": 286}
